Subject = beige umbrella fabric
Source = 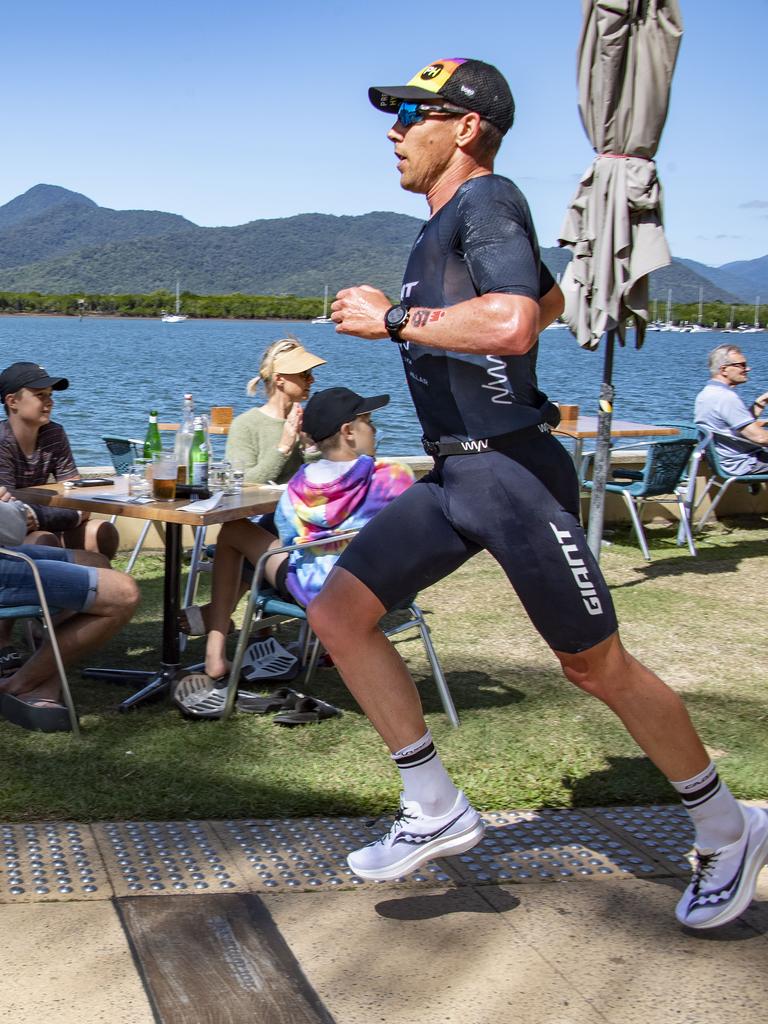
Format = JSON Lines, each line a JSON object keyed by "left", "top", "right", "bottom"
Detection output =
{"left": 559, "top": 0, "right": 683, "bottom": 351}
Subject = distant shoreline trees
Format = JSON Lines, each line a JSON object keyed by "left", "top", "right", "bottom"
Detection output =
{"left": 0, "top": 291, "right": 762, "bottom": 329}
{"left": 0, "top": 290, "right": 324, "bottom": 320}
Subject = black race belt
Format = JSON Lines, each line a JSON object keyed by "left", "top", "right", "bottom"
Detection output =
{"left": 422, "top": 423, "right": 551, "bottom": 457}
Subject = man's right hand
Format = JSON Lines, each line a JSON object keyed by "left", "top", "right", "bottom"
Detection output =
{"left": 0, "top": 486, "right": 14, "bottom": 503}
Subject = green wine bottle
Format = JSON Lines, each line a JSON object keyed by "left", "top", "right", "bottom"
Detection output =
{"left": 143, "top": 409, "right": 162, "bottom": 459}
{"left": 188, "top": 416, "right": 209, "bottom": 487}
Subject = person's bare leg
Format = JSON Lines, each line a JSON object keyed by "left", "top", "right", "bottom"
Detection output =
{"left": 62, "top": 519, "right": 119, "bottom": 560}
{"left": 555, "top": 632, "right": 710, "bottom": 781}
{"left": 0, "top": 569, "right": 140, "bottom": 699}
{"left": 204, "top": 520, "right": 279, "bottom": 679}
{"left": 308, "top": 566, "right": 427, "bottom": 752}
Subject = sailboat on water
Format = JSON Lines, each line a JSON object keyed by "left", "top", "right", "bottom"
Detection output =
{"left": 161, "top": 280, "right": 188, "bottom": 323}
{"left": 311, "top": 285, "right": 334, "bottom": 325}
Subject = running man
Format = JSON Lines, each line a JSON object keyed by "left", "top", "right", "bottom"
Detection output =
{"left": 309, "top": 57, "right": 768, "bottom": 929}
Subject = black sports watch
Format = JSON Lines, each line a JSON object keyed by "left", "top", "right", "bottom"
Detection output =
{"left": 384, "top": 303, "right": 410, "bottom": 342}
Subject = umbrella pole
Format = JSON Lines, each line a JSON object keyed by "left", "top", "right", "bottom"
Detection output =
{"left": 586, "top": 329, "right": 616, "bottom": 561}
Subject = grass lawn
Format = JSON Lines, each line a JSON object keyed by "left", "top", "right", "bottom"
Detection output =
{"left": 1, "top": 517, "right": 767, "bottom": 821}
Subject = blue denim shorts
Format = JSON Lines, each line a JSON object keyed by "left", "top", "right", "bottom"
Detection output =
{"left": 0, "top": 545, "right": 98, "bottom": 613}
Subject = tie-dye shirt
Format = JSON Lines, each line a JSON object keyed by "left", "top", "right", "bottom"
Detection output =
{"left": 274, "top": 455, "right": 414, "bottom": 606}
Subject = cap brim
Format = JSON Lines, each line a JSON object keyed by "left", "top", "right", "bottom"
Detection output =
{"left": 369, "top": 85, "right": 443, "bottom": 113}
{"left": 26, "top": 375, "right": 69, "bottom": 391}
{"left": 357, "top": 394, "right": 390, "bottom": 415}
{"left": 274, "top": 353, "right": 327, "bottom": 374}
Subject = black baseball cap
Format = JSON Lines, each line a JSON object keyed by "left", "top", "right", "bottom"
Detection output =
{"left": 0, "top": 361, "right": 69, "bottom": 400}
{"left": 369, "top": 58, "right": 515, "bottom": 135}
{"left": 302, "top": 387, "right": 389, "bottom": 443}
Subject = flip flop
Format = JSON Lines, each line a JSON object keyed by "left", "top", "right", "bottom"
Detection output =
{"left": 0, "top": 692, "right": 72, "bottom": 733}
{"left": 273, "top": 695, "right": 342, "bottom": 727}
{"left": 240, "top": 638, "right": 299, "bottom": 683}
{"left": 0, "top": 645, "right": 29, "bottom": 677}
{"left": 236, "top": 686, "right": 304, "bottom": 715}
{"left": 172, "top": 672, "right": 229, "bottom": 719}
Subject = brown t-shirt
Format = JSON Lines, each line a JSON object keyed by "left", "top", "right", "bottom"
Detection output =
{"left": 0, "top": 420, "right": 80, "bottom": 533}
{"left": 0, "top": 419, "right": 78, "bottom": 489}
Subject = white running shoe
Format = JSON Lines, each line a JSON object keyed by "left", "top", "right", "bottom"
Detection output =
{"left": 675, "top": 803, "right": 768, "bottom": 929}
{"left": 347, "top": 791, "right": 485, "bottom": 882}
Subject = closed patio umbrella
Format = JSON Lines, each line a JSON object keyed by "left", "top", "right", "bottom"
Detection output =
{"left": 558, "top": 0, "right": 683, "bottom": 558}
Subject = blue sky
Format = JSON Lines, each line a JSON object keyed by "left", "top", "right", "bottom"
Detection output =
{"left": 2, "top": 0, "right": 766, "bottom": 267}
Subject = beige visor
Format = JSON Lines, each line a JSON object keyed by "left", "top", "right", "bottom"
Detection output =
{"left": 272, "top": 344, "right": 326, "bottom": 375}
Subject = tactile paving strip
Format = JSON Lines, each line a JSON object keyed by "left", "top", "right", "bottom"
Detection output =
{"left": 92, "top": 821, "right": 248, "bottom": 897}
{"left": 213, "top": 817, "right": 458, "bottom": 892}
{"left": 582, "top": 805, "right": 696, "bottom": 877}
{"left": 447, "top": 808, "right": 666, "bottom": 885}
{"left": 0, "top": 822, "right": 111, "bottom": 902}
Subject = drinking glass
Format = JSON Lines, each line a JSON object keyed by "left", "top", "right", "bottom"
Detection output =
{"left": 152, "top": 453, "right": 178, "bottom": 501}
{"left": 230, "top": 459, "right": 245, "bottom": 493}
{"left": 128, "top": 457, "right": 152, "bottom": 498}
{"left": 208, "top": 460, "right": 231, "bottom": 493}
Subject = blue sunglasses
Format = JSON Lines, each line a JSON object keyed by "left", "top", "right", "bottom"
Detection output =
{"left": 396, "top": 101, "right": 462, "bottom": 127}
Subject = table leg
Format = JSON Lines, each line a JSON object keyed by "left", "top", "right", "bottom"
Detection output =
{"left": 83, "top": 522, "right": 184, "bottom": 711}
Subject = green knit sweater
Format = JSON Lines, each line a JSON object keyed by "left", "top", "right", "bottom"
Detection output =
{"left": 224, "top": 407, "right": 304, "bottom": 485}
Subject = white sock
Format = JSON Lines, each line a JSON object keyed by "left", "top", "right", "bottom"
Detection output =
{"left": 391, "top": 730, "right": 459, "bottom": 817}
{"left": 670, "top": 761, "right": 744, "bottom": 851}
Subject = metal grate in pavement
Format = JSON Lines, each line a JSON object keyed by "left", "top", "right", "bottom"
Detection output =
{"left": 92, "top": 820, "right": 248, "bottom": 897}
{"left": 214, "top": 817, "right": 459, "bottom": 892}
{"left": 0, "top": 822, "right": 110, "bottom": 902}
{"left": 447, "top": 808, "right": 666, "bottom": 885}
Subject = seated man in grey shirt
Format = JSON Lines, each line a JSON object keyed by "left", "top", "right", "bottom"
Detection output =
{"left": 694, "top": 344, "right": 768, "bottom": 475}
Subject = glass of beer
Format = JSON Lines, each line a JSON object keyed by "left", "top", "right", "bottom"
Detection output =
{"left": 152, "top": 453, "right": 178, "bottom": 501}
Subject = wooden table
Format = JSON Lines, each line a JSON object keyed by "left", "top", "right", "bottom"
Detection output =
{"left": 553, "top": 416, "right": 680, "bottom": 467}
{"left": 15, "top": 478, "right": 281, "bottom": 710}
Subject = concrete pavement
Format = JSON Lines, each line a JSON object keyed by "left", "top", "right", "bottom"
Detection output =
{"left": 1, "top": 805, "right": 766, "bottom": 1024}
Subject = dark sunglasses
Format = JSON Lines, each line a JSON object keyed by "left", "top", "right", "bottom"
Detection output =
{"left": 396, "top": 101, "right": 464, "bottom": 128}
{"left": 724, "top": 361, "right": 748, "bottom": 369}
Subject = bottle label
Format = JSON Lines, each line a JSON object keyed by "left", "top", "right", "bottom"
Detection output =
{"left": 190, "top": 462, "right": 209, "bottom": 487}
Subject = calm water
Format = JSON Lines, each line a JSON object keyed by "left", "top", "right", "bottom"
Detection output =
{"left": 1, "top": 315, "right": 766, "bottom": 465}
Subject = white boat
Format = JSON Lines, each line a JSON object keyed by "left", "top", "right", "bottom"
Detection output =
{"left": 312, "top": 285, "right": 334, "bottom": 325}
{"left": 161, "top": 279, "right": 188, "bottom": 323}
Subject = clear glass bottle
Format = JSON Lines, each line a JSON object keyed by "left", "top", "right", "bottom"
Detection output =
{"left": 174, "top": 393, "right": 195, "bottom": 483}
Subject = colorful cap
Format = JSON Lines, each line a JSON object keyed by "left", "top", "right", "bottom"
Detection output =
{"left": 369, "top": 58, "right": 515, "bottom": 134}
{"left": 302, "top": 387, "right": 389, "bottom": 443}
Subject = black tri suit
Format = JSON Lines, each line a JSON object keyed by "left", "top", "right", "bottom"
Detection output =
{"left": 337, "top": 174, "right": 617, "bottom": 652}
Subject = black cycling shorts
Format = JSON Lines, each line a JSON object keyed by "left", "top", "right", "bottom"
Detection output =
{"left": 336, "top": 432, "right": 618, "bottom": 654}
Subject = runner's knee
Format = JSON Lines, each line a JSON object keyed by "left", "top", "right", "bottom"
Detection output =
{"left": 556, "top": 632, "right": 629, "bottom": 701}
{"left": 308, "top": 573, "right": 382, "bottom": 649}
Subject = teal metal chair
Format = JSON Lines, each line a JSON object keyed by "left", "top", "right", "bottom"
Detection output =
{"left": 220, "top": 531, "right": 460, "bottom": 727}
{"left": 102, "top": 435, "right": 158, "bottom": 574}
{"left": 694, "top": 427, "right": 768, "bottom": 531}
{"left": 581, "top": 436, "right": 699, "bottom": 560}
{"left": 0, "top": 548, "right": 80, "bottom": 737}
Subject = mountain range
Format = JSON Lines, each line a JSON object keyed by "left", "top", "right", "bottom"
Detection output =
{"left": 0, "top": 184, "right": 765, "bottom": 305}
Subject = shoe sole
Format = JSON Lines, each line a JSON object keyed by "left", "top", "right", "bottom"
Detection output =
{"left": 347, "top": 816, "right": 486, "bottom": 882}
{"left": 678, "top": 808, "right": 768, "bottom": 930}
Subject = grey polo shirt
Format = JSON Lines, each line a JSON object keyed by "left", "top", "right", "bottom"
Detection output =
{"left": 694, "top": 380, "right": 766, "bottom": 475}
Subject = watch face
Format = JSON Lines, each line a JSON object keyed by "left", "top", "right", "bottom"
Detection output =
{"left": 386, "top": 305, "right": 407, "bottom": 329}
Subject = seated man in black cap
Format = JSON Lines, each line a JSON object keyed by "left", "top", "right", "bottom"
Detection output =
{"left": 0, "top": 360, "right": 118, "bottom": 557}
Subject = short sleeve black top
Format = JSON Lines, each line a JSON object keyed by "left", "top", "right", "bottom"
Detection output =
{"left": 396, "top": 174, "right": 555, "bottom": 442}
